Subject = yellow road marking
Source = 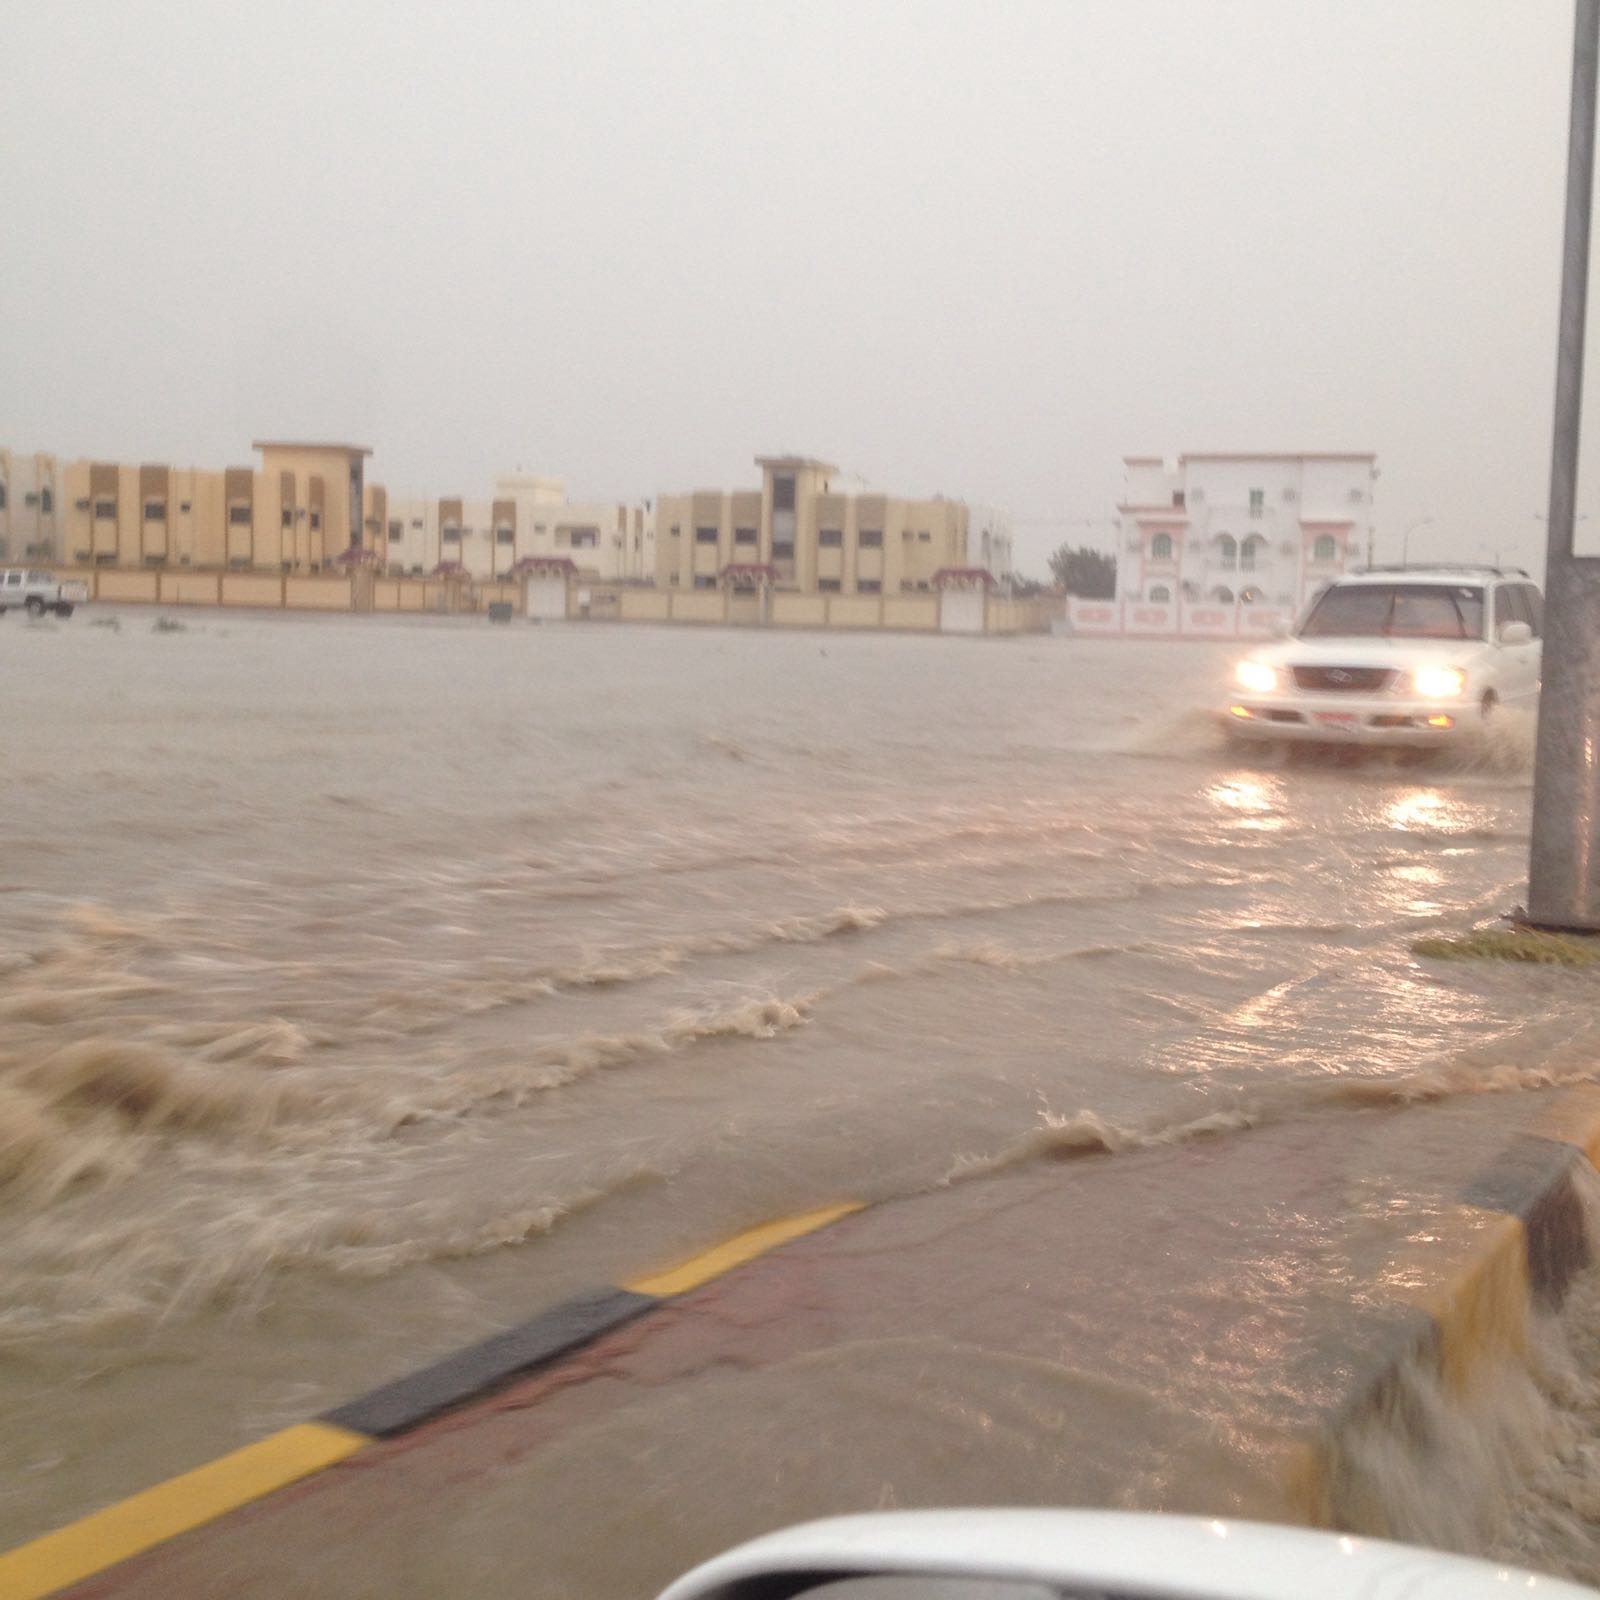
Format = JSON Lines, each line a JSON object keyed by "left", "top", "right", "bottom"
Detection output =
{"left": 625, "top": 1201, "right": 864, "bottom": 1298}
{"left": 0, "top": 1422, "right": 367, "bottom": 1600}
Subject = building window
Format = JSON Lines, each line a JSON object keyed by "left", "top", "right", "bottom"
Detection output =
{"left": 143, "top": 500, "right": 166, "bottom": 521}
{"left": 411, "top": 517, "right": 424, "bottom": 529}
{"left": 818, "top": 528, "right": 843, "bottom": 547}
{"left": 41, "top": 487, "right": 54, "bottom": 514}
{"left": 772, "top": 540, "right": 795, "bottom": 562}
{"left": 1172, "top": 491, "right": 1185, "bottom": 508}
{"left": 1240, "top": 535, "right": 1266, "bottom": 572}
{"left": 695, "top": 526, "right": 718, "bottom": 544}
{"left": 442, "top": 525, "right": 460, "bottom": 543}
{"left": 567, "top": 528, "right": 595, "bottom": 548}
{"left": 1249, "top": 489, "right": 1264, "bottom": 517}
{"left": 309, "top": 510, "right": 321, "bottom": 531}
{"left": 228, "top": 504, "right": 251, "bottom": 525}
{"left": 917, "top": 530, "right": 931, "bottom": 542}
{"left": 772, "top": 475, "right": 796, "bottom": 512}
{"left": 818, "top": 577, "right": 841, "bottom": 592}
{"left": 692, "top": 574, "right": 717, "bottom": 589}
{"left": 389, "top": 521, "right": 403, "bottom": 540}
{"left": 858, "top": 578, "right": 882, "bottom": 594}
{"left": 1212, "top": 585, "right": 1235, "bottom": 603}
{"left": 1150, "top": 532, "right": 1174, "bottom": 561}
{"left": 73, "top": 497, "right": 89, "bottom": 512}
{"left": 734, "top": 526, "right": 757, "bottom": 545}
{"left": 0, "top": 483, "right": 6, "bottom": 510}
{"left": 495, "top": 526, "right": 514, "bottom": 545}
{"left": 859, "top": 528, "right": 883, "bottom": 548}
{"left": 281, "top": 507, "right": 293, "bottom": 529}
{"left": 1149, "top": 585, "right": 1171, "bottom": 602}
{"left": 24, "top": 491, "right": 39, "bottom": 507}
{"left": 179, "top": 500, "right": 191, "bottom": 513}
{"left": 1312, "top": 534, "right": 1338, "bottom": 563}
{"left": 1214, "top": 532, "right": 1237, "bottom": 569}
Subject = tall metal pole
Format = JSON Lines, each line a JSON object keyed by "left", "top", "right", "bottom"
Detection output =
{"left": 1529, "top": 0, "right": 1600, "bottom": 929}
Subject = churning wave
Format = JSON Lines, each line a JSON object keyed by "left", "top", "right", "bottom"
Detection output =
{"left": 942, "top": 1057, "right": 1600, "bottom": 1187}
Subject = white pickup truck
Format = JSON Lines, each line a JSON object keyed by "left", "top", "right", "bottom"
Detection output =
{"left": 0, "top": 568, "right": 89, "bottom": 618}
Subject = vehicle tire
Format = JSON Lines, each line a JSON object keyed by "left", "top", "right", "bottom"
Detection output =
{"left": 24, "top": 596, "right": 44, "bottom": 617}
{"left": 55, "top": 604, "right": 74, "bottom": 618}
{"left": 1480, "top": 690, "right": 1499, "bottom": 720}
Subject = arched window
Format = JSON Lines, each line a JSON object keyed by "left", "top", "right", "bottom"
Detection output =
{"left": 1240, "top": 534, "right": 1266, "bottom": 572}
{"left": 1150, "top": 532, "right": 1174, "bottom": 561}
{"left": 1212, "top": 585, "right": 1235, "bottom": 604}
{"left": 1149, "top": 585, "right": 1171, "bottom": 602}
{"left": 1313, "top": 534, "right": 1338, "bottom": 563}
{"left": 1240, "top": 587, "right": 1262, "bottom": 605}
{"left": 1214, "top": 533, "right": 1237, "bottom": 568}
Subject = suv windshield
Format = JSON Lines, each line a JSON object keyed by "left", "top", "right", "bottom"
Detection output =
{"left": 1300, "top": 583, "right": 1485, "bottom": 640}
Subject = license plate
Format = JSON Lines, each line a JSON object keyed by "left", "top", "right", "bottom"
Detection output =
{"left": 1313, "top": 711, "right": 1358, "bottom": 727}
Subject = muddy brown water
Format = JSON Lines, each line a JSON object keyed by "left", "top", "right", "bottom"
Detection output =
{"left": 2, "top": 611, "right": 1595, "bottom": 1584}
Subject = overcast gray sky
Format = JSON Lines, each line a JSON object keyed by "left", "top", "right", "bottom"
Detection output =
{"left": 0, "top": 1, "right": 1583, "bottom": 576}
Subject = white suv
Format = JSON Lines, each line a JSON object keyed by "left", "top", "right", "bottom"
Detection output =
{"left": 1224, "top": 566, "right": 1541, "bottom": 746}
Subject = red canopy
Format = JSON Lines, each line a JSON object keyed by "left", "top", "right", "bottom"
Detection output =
{"left": 932, "top": 566, "right": 998, "bottom": 589}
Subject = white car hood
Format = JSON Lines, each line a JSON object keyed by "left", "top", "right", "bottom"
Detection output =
{"left": 1249, "top": 635, "right": 1484, "bottom": 668}
{"left": 655, "top": 1510, "right": 1597, "bottom": 1599}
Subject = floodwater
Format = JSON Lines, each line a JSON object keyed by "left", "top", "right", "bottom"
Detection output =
{"left": 2, "top": 611, "right": 1597, "bottom": 1581}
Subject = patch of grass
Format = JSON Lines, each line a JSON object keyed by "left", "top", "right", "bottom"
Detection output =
{"left": 1412, "top": 929, "right": 1600, "bottom": 967}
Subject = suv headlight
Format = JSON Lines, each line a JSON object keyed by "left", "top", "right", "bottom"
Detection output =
{"left": 1412, "top": 666, "right": 1466, "bottom": 699}
{"left": 1234, "top": 659, "right": 1278, "bottom": 693}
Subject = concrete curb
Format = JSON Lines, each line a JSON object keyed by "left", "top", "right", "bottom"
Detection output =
{"left": 1302, "top": 1085, "right": 1600, "bottom": 1533}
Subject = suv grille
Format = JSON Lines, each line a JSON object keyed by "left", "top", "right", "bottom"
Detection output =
{"left": 1292, "top": 665, "right": 1396, "bottom": 693}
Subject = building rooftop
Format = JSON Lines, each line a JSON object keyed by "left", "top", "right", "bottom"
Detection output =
{"left": 754, "top": 454, "right": 839, "bottom": 473}
{"left": 253, "top": 440, "right": 373, "bottom": 458}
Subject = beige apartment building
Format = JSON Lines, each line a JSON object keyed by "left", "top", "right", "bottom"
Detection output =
{"left": 0, "top": 449, "right": 61, "bottom": 562}
{"left": 46, "top": 441, "right": 380, "bottom": 572}
{"left": 386, "top": 473, "right": 653, "bottom": 581}
{"left": 656, "top": 456, "right": 972, "bottom": 598}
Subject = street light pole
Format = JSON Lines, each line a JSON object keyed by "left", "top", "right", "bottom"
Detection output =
{"left": 1529, "top": 0, "right": 1600, "bottom": 930}
{"left": 1400, "top": 515, "right": 1434, "bottom": 565}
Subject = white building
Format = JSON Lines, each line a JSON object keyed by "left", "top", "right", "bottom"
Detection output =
{"left": 1071, "top": 451, "right": 1376, "bottom": 638}
{"left": 968, "top": 506, "right": 1015, "bottom": 585}
{"left": 385, "top": 474, "right": 654, "bottom": 582}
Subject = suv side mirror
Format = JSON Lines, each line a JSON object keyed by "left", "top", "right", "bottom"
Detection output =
{"left": 1499, "top": 620, "right": 1533, "bottom": 645}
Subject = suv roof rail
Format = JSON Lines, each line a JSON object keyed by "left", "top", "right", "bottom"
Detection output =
{"left": 1352, "top": 562, "right": 1531, "bottom": 578}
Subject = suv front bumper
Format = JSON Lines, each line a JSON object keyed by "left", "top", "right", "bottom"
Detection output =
{"left": 1222, "top": 694, "right": 1471, "bottom": 744}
